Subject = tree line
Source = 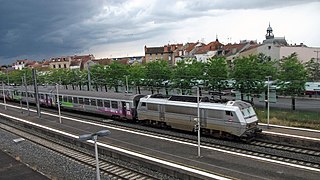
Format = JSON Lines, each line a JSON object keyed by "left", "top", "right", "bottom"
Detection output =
{"left": 1, "top": 53, "right": 319, "bottom": 110}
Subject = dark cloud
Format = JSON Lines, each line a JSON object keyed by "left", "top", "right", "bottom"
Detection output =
{"left": 0, "top": 0, "right": 317, "bottom": 65}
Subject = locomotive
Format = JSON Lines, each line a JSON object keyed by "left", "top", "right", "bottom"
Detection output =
{"left": 1, "top": 85, "right": 261, "bottom": 139}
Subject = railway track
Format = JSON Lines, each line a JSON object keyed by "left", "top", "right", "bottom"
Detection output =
{"left": 5, "top": 102, "right": 320, "bottom": 172}
{"left": 0, "top": 121, "right": 157, "bottom": 180}
{"left": 32, "top": 105, "right": 319, "bottom": 169}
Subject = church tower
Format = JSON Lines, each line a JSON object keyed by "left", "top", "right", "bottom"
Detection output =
{"left": 265, "top": 23, "right": 274, "bottom": 39}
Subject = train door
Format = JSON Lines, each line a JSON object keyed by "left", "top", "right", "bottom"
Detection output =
{"left": 45, "top": 94, "right": 52, "bottom": 107}
{"left": 159, "top": 104, "right": 165, "bottom": 121}
{"left": 121, "top": 101, "right": 127, "bottom": 117}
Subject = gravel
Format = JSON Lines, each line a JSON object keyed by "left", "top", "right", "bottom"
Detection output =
{"left": 0, "top": 128, "right": 111, "bottom": 180}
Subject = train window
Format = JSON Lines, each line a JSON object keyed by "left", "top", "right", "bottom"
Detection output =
{"left": 39, "top": 94, "right": 44, "bottom": 99}
{"left": 141, "top": 102, "right": 146, "bottom": 107}
{"left": 63, "top": 96, "right": 67, "bottom": 102}
{"left": 59, "top": 95, "right": 62, "bottom": 102}
{"left": 226, "top": 111, "right": 233, "bottom": 116}
{"left": 111, "top": 101, "right": 118, "bottom": 109}
{"left": 91, "top": 99, "right": 96, "bottom": 106}
{"left": 104, "top": 100, "right": 110, "bottom": 108}
{"left": 84, "top": 98, "right": 90, "bottom": 105}
{"left": 73, "top": 97, "right": 78, "bottom": 104}
{"left": 78, "top": 97, "right": 84, "bottom": 104}
{"left": 97, "top": 99, "right": 103, "bottom": 107}
{"left": 67, "top": 96, "right": 73, "bottom": 103}
{"left": 147, "top": 103, "right": 158, "bottom": 111}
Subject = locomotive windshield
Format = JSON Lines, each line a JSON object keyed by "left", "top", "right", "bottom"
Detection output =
{"left": 241, "top": 106, "right": 256, "bottom": 119}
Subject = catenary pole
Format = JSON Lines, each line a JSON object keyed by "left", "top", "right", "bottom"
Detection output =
{"left": 197, "top": 86, "right": 201, "bottom": 157}
{"left": 32, "top": 69, "right": 41, "bottom": 118}
{"left": 24, "top": 74, "right": 30, "bottom": 115}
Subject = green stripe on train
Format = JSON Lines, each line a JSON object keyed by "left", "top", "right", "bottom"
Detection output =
{"left": 61, "top": 101, "right": 74, "bottom": 107}
{"left": 13, "top": 95, "right": 22, "bottom": 101}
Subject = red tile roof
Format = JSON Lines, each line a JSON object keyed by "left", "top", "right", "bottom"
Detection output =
{"left": 194, "top": 41, "right": 224, "bottom": 54}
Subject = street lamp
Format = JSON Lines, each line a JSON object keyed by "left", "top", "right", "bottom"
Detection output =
{"left": 2, "top": 82, "right": 6, "bottom": 110}
{"left": 266, "top": 76, "right": 271, "bottom": 129}
{"left": 125, "top": 75, "right": 128, "bottom": 94}
{"left": 79, "top": 130, "right": 111, "bottom": 180}
{"left": 23, "top": 74, "right": 30, "bottom": 115}
{"left": 193, "top": 86, "right": 201, "bottom": 157}
{"left": 56, "top": 83, "right": 61, "bottom": 123}
{"left": 6, "top": 67, "right": 9, "bottom": 85}
{"left": 196, "top": 86, "right": 201, "bottom": 157}
{"left": 87, "top": 62, "right": 91, "bottom": 91}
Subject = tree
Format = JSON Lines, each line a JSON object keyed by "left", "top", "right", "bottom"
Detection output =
{"left": 0, "top": 72, "right": 5, "bottom": 83}
{"left": 206, "top": 57, "right": 229, "bottom": 99}
{"left": 231, "top": 55, "right": 261, "bottom": 101}
{"left": 304, "top": 58, "right": 320, "bottom": 81}
{"left": 7, "top": 68, "right": 32, "bottom": 86}
{"left": 278, "top": 53, "right": 308, "bottom": 110}
{"left": 172, "top": 58, "right": 195, "bottom": 95}
{"left": 48, "top": 69, "right": 65, "bottom": 85}
{"left": 90, "top": 64, "right": 107, "bottom": 91}
{"left": 231, "top": 54, "right": 276, "bottom": 102}
{"left": 105, "top": 62, "right": 128, "bottom": 92}
{"left": 128, "top": 64, "right": 146, "bottom": 94}
{"left": 172, "top": 58, "right": 206, "bottom": 95}
{"left": 145, "top": 60, "right": 172, "bottom": 94}
{"left": 66, "top": 69, "right": 84, "bottom": 90}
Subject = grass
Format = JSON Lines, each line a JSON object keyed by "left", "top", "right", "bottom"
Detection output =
{"left": 255, "top": 108, "right": 320, "bottom": 130}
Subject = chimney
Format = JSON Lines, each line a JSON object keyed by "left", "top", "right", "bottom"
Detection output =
{"left": 164, "top": 45, "right": 168, "bottom": 52}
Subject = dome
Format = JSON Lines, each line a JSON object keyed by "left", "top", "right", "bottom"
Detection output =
{"left": 267, "top": 23, "right": 273, "bottom": 31}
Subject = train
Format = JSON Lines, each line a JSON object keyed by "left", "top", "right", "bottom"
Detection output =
{"left": 0, "top": 85, "right": 261, "bottom": 140}
{"left": 305, "top": 82, "right": 320, "bottom": 96}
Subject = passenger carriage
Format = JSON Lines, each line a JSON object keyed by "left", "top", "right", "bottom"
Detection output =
{"left": 52, "top": 89, "right": 144, "bottom": 120}
{"left": 18, "top": 87, "right": 145, "bottom": 120}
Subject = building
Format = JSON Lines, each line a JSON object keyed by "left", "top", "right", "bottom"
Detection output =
{"left": 239, "top": 24, "right": 320, "bottom": 63}
{"left": 193, "top": 39, "right": 224, "bottom": 63}
{"left": 13, "top": 59, "right": 36, "bottom": 70}
{"left": 223, "top": 40, "right": 258, "bottom": 61}
{"left": 144, "top": 44, "right": 183, "bottom": 65}
{"left": 49, "top": 56, "right": 71, "bottom": 69}
{"left": 49, "top": 54, "right": 95, "bottom": 70}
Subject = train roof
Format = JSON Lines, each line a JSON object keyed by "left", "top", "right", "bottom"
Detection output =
{"left": 6, "top": 85, "right": 145, "bottom": 101}
{"left": 57, "top": 89, "right": 144, "bottom": 101}
{"left": 141, "top": 94, "right": 242, "bottom": 111}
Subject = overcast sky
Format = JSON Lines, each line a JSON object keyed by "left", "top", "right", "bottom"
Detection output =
{"left": 1, "top": 0, "right": 320, "bottom": 65}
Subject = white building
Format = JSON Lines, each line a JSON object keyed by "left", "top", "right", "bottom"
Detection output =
{"left": 240, "top": 24, "right": 320, "bottom": 63}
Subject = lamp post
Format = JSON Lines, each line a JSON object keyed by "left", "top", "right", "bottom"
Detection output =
{"left": 6, "top": 68, "right": 9, "bottom": 85}
{"left": 24, "top": 74, "right": 30, "bottom": 115}
{"left": 56, "top": 83, "right": 61, "bottom": 123}
{"left": 32, "top": 69, "right": 41, "bottom": 118}
{"left": 266, "top": 76, "right": 271, "bottom": 129}
{"left": 125, "top": 75, "right": 128, "bottom": 94}
{"left": 197, "top": 86, "right": 201, "bottom": 157}
{"left": 2, "top": 82, "right": 6, "bottom": 110}
{"left": 87, "top": 62, "right": 91, "bottom": 91}
{"left": 20, "top": 77, "right": 23, "bottom": 113}
{"left": 79, "top": 130, "right": 111, "bottom": 180}
{"left": 192, "top": 86, "right": 201, "bottom": 157}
